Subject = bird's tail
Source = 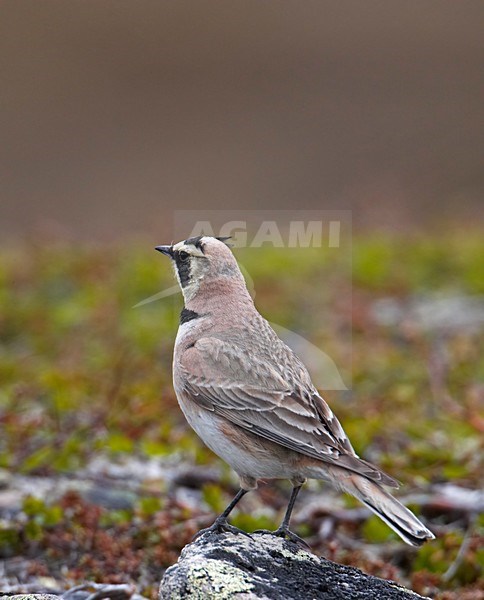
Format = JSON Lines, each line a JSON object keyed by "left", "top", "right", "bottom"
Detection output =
{"left": 337, "top": 472, "right": 435, "bottom": 546}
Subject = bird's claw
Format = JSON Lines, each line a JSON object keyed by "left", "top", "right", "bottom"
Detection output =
{"left": 193, "top": 518, "right": 252, "bottom": 541}
{"left": 254, "top": 527, "right": 311, "bottom": 549}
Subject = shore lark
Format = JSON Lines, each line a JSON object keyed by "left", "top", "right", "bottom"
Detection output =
{"left": 155, "top": 235, "right": 434, "bottom": 546}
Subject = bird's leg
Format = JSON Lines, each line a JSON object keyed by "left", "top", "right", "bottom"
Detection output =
{"left": 279, "top": 484, "right": 302, "bottom": 531}
{"left": 194, "top": 488, "right": 251, "bottom": 539}
{"left": 255, "top": 484, "right": 310, "bottom": 548}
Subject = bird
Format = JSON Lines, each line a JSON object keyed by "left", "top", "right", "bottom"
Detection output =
{"left": 155, "top": 235, "right": 435, "bottom": 547}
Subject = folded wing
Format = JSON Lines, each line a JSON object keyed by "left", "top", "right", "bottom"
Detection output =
{"left": 180, "top": 337, "right": 398, "bottom": 488}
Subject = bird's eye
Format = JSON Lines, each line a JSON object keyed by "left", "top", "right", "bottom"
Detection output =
{"left": 179, "top": 251, "right": 189, "bottom": 262}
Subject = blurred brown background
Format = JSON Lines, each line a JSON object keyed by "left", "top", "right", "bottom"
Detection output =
{"left": 1, "top": 0, "right": 483, "bottom": 240}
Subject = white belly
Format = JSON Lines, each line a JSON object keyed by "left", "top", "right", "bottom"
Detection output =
{"left": 175, "top": 389, "right": 292, "bottom": 481}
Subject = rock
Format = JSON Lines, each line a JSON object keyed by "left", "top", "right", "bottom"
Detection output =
{"left": 0, "top": 596, "right": 59, "bottom": 600}
{"left": 370, "top": 294, "right": 484, "bottom": 334}
{"left": 0, "top": 583, "right": 146, "bottom": 600}
{"left": 0, "top": 468, "right": 13, "bottom": 489}
{"left": 159, "top": 532, "right": 430, "bottom": 600}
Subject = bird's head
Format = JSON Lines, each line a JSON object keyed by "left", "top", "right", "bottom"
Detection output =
{"left": 156, "top": 236, "right": 245, "bottom": 303}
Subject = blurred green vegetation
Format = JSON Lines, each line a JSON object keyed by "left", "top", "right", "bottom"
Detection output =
{"left": 0, "top": 230, "right": 483, "bottom": 598}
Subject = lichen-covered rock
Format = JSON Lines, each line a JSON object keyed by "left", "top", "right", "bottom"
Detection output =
{"left": 159, "top": 532, "right": 430, "bottom": 600}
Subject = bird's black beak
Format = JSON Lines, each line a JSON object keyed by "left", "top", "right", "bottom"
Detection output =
{"left": 155, "top": 245, "right": 174, "bottom": 258}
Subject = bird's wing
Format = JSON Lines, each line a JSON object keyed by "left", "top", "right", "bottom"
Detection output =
{"left": 179, "top": 337, "right": 398, "bottom": 487}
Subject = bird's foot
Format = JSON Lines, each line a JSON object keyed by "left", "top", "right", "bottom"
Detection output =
{"left": 254, "top": 526, "right": 311, "bottom": 549}
{"left": 193, "top": 517, "right": 252, "bottom": 541}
